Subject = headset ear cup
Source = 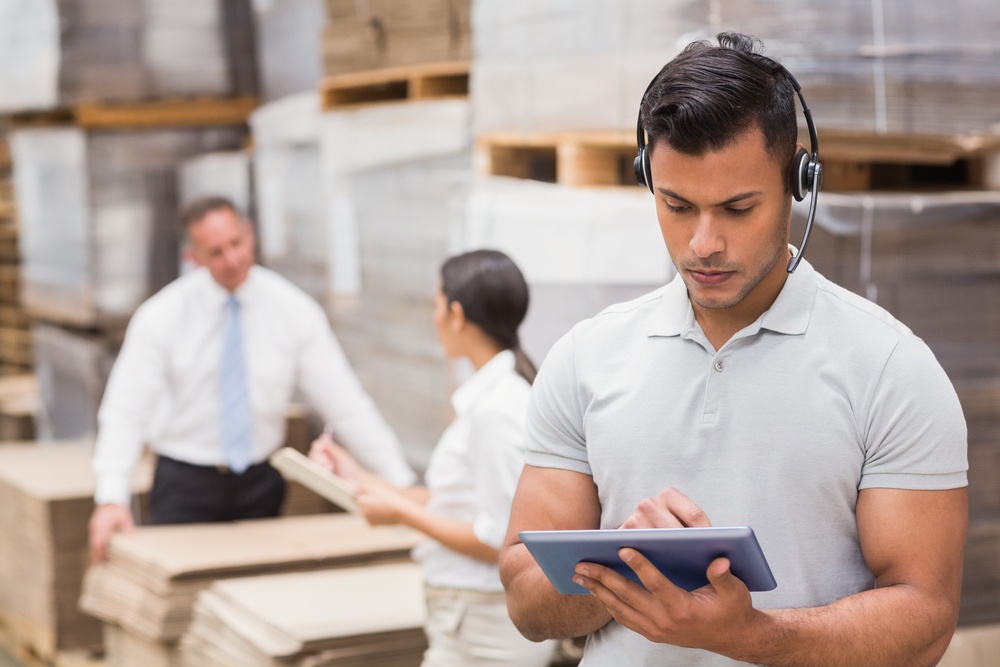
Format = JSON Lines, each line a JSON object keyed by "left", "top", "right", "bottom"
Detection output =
{"left": 634, "top": 151, "right": 647, "bottom": 188}
{"left": 789, "top": 148, "right": 810, "bottom": 202}
{"left": 634, "top": 148, "right": 654, "bottom": 194}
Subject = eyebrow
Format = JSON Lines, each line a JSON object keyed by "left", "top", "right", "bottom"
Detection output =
{"left": 657, "top": 188, "right": 762, "bottom": 208}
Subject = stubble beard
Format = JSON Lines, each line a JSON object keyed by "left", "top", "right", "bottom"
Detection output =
{"left": 681, "top": 212, "right": 790, "bottom": 311}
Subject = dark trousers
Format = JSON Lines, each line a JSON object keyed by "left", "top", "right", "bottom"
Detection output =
{"left": 148, "top": 455, "right": 286, "bottom": 525}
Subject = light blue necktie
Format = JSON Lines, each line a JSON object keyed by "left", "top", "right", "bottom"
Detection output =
{"left": 220, "top": 295, "right": 253, "bottom": 474}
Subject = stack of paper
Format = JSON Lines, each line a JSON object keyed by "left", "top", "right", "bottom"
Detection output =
{"left": 180, "top": 562, "right": 427, "bottom": 666}
{"left": 0, "top": 441, "right": 152, "bottom": 661}
{"left": 79, "top": 514, "right": 421, "bottom": 665}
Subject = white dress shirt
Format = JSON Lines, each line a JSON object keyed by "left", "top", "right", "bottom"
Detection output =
{"left": 94, "top": 266, "right": 416, "bottom": 506}
{"left": 413, "top": 349, "right": 531, "bottom": 592}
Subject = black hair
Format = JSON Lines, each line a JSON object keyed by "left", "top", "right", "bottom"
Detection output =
{"left": 440, "top": 249, "right": 536, "bottom": 384}
{"left": 178, "top": 196, "right": 243, "bottom": 233}
{"left": 640, "top": 32, "right": 799, "bottom": 188}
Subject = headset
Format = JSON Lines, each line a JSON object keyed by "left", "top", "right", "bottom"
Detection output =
{"left": 633, "top": 64, "right": 823, "bottom": 273}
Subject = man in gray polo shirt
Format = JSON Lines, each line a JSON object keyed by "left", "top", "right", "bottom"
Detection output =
{"left": 499, "top": 33, "right": 968, "bottom": 666}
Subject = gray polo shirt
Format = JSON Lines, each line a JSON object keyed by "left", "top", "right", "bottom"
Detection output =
{"left": 525, "top": 258, "right": 968, "bottom": 666}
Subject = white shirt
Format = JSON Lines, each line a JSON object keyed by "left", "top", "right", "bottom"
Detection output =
{"left": 94, "top": 266, "right": 416, "bottom": 506}
{"left": 413, "top": 350, "right": 531, "bottom": 592}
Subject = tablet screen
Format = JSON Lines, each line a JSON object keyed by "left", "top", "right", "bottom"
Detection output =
{"left": 519, "top": 526, "right": 776, "bottom": 595}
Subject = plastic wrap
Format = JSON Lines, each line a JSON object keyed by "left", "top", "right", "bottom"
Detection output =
{"left": 471, "top": 0, "right": 1000, "bottom": 136}
{"left": 11, "top": 125, "right": 246, "bottom": 329}
{"left": 0, "top": 0, "right": 257, "bottom": 112}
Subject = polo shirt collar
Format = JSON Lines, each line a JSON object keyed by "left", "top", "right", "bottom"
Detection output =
{"left": 647, "top": 251, "right": 818, "bottom": 338}
{"left": 451, "top": 349, "right": 516, "bottom": 416}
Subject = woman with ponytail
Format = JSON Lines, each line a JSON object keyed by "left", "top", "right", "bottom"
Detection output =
{"left": 310, "top": 249, "right": 556, "bottom": 667}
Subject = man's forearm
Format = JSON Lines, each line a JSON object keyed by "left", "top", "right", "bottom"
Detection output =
{"left": 727, "top": 585, "right": 957, "bottom": 667}
{"left": 500, "top": 544, "right": 612, "bottom": 641}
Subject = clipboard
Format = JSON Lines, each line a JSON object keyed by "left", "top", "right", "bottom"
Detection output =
{"left": 268, "top": 447, "right": 360, "bottom": 515}
{"left": 519, "top": 526, "right": 776, "bottom": 595}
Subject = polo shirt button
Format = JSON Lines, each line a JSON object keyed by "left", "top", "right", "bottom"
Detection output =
{"left": 714, "top": 360, "right": 724, "bottom": 372}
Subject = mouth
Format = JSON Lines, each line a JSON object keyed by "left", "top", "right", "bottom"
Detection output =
{"left": 687, "top": 268, "right": 736, "bottom": 286}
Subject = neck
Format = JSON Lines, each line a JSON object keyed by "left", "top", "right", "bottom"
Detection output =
{"left": 693, "top": 249, "right": 791, "bottom": 350}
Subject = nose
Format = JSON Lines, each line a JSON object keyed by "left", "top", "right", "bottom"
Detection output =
{"left": 689, "top": 213, "right": 725, "bottom": 260}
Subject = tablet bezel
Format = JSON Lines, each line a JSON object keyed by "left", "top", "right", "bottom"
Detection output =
{"left": 519, "top": 526, "right": 776, "bottom": 595}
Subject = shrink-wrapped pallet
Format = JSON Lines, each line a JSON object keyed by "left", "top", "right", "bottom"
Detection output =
{"left": 0, "top": 0, "right": 257, "bottom": 113}
{"left": 10, "top": 125, "right": 246, "bottom": 331}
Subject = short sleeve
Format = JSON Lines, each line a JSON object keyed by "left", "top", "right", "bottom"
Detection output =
{"left": 860, "top": 334, "right": 968, "bottom": 490}
{"left": 524, "top": 329, "right": 592, "bottom": 475}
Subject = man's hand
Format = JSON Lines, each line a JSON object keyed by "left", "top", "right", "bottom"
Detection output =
{"left": 566, "top": 486, "right": 757, "bottom": 653}
{"left": 88, "top": 503, "right": 135, "bottom": 564}
{"left": 572, "top": 551, "right": 760, "bottom": 654}
{"left": 621, "top": 487, "right": 712, "bottom": 529}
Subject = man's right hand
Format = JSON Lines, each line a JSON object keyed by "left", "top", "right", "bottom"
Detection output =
{"left": 88, "top": 503, "right": 135, "bottom": 564}
{"left": 620, "top": 487, "right": 712, "bottom": 529}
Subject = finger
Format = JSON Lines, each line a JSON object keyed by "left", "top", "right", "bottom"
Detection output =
{"left": 89, "top": 535, "right": 105, "bottom": 565}
{"left": 705, "top": 557, "right": 746, "bottom": 600}
{"left": 621, "top": 496, "right": 689, "bottom": 529}
{"left": 573, "top": 561, "right": 656, "bottom": 635}
{"left": 618, "top": 547, "right": 686, "bottom": 598}
{"left": 657, "top": 487, "right": 712, "bottom": 527}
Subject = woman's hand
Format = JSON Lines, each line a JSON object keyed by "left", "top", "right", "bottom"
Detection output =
{"left": 308, "top": 432, "right": 371, "bottom": 485}
{"left": 355, "top": 478, "right": 416, "bottom": 526}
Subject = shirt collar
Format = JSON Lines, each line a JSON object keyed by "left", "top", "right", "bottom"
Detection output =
{"left": 451, "top": 349, "right": 517, "bottom": 416}
{"left": 646, "top": 251, "right": 818, "bottom": 338}
{"left": 201, "top": 265, "right": 259, "bottom": 310}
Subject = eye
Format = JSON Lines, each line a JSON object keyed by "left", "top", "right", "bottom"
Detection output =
{"left": 664, "top": 202, "right": 690, "bottom": 214}
{"left": 726, "top": 206, "right": 754, "bottom": 217}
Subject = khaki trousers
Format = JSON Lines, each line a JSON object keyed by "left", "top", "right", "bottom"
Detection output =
{"left": 421, "top": 586, "right": 557, "bottom": 667}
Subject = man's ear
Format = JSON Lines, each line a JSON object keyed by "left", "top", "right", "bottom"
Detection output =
{"left": 448, "top": 300, "right": 466, "bottom": 331}
{"left": 182, "top": 245, "right": 201, "bottom": 267}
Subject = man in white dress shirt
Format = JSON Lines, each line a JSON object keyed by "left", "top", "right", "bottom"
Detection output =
{"left": 88, "top": 196, "right": 416, "bottom": 562}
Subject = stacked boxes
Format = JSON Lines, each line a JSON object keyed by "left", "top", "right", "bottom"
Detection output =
{"left": 0, "top": 0, "right": 257, "bottom": 113}
{"left": 322, "top": 0, "right": 470, "bottom": 76}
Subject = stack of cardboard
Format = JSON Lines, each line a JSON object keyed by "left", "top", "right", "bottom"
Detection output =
{"left": 0, "top": 0, "right": 257, "bottom": 113}
{"left": 0, "top": 127, "right": 32, "bottom": 380}
{"left": 0, "top": 373, "right": 39, "bottom": 441}
{"left": 179, "top": 562, "right": 427, "bottom": 666}
{"left": 254, "top": 0, "right": 326, "bottom": 103}
{"left": 322, "top": 0, "right": 470, "bottom": 76}
{"left": 0, "top": 441, "right": 152, "bottom": 662}
{"left": 79, "top": 514, "right": 421, "bottom": 666}
{"left": 10, "top": 125, "right": 247, "bottom": 334}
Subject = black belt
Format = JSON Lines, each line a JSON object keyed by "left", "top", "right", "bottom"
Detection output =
{"left": 157, "top": 454, "right": 269, "bottom": 476}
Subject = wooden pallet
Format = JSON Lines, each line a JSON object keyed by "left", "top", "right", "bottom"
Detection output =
{"left": 320, "top": 60, "right": 469, "bottom": 110}
{"left": 0, "top": 265, "right": 19, "bottom": 305}
{"left": 5, "top": 96, "right": 258, "bottom": 131}
{"left": 0, "top": 325, "right": 32, "bottom": 365}
{"left": 0, "top": 224, "right": 18, "bottom": 263}
{"left": 478, "top": 127, "right": 1000, "bottom": 191}
{"left": 476, "top": 130, "right": 638, "bottom": 188}
{"left": 810, "top": 128, "right": 1000, "bottom": 191}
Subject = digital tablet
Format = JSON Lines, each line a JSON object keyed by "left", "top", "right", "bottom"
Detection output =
{"left": 268, "top": 447, "right": 360, "bottom": 516}
{"left": 519, "top": 526, "right": 776, "bottom": 595}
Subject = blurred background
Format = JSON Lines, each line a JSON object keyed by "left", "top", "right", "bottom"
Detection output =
{"left": 0, "top": 0, "right": 997, "bottom": 665}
